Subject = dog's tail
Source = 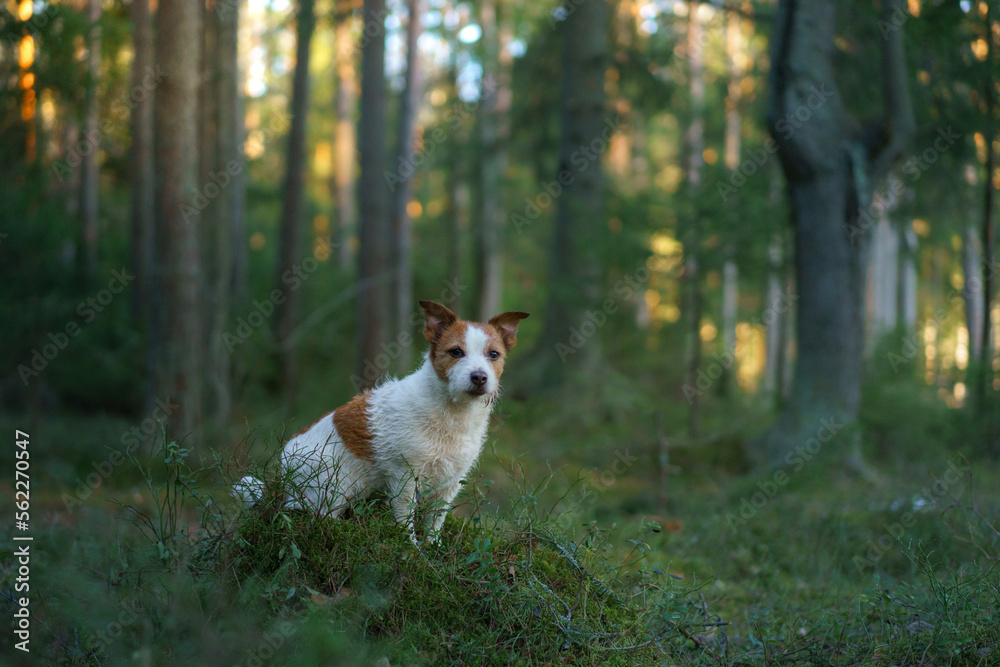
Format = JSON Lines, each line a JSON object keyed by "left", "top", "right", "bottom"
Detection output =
{"left": 232, "top": 475, "right": 266, "bottom": 506}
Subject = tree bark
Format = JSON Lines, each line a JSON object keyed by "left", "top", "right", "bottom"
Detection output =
{"left": 720, "top": 7, "right": 743, "bottom": 395}
{"left": 897, "top": 215, "right": 917, "bottom": 330}
{"left": 130, "top": 0, "right": 154, "bottom": 322}
{"left": 865, "top": 186, "right": 899, "bottom": 349}
{"left": 206, "top": 0, "right": 241, "bottom": 424}
{"left": 332, "top": 10, "right": 357, "bottom": 269}
{"left": 964, "top": 224, "right": 985, "bottom": 360}
{"left": 979, "top": 2, "right": 996, "bottom": 410}
{"left": 274, "top": 0, "right": 317, "bottom": 392}
{"left": 683, "top": 0, "right": 705, "bottom": 435}
{"left": 530, "top": 0, "right": 609, "bottom": 388}
{"left": 80, "top": 0, "right": 101, "bottom": 277}
{"left": 390, "top": 0, "right": 422, "bottom": 373}
{"left": 154, "top": 0, "right": 204, "bottom": 441}
{"left": 765, "top": 0, "right": 915, "bottom": 464}
{"left": 355, "top": 0, "right": 391, "bottom": 389}
{"left": 474, "top": 0, "right": 510, "bottom": 322}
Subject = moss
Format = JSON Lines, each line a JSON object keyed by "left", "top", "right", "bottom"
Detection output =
{"left": 226, "top": 500, "right": 669, "bottom": 665}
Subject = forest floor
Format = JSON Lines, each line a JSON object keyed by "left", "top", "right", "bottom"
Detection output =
{"left": 1, "top": 371, "right": 998, "bottom": 666}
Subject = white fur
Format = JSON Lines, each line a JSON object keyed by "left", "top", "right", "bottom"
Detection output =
{"left": 235, "top": 340, "right": 498, "bottom": 545}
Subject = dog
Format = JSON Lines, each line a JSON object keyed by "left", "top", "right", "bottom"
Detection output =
{"left": 235, "top": 300, "right": 528, "bottom": 544}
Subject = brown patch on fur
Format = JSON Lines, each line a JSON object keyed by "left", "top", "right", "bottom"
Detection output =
{"left": 333, "top": 391, "right": 375, "bottom": 462}
{"left": 488, "top": 311, "right": 530, "bottom": 350}
{"left": 420, "top": 300, "right": 459, "bottom": 342}
{"left": 428, "top": 320, "right": 468, "bottom": 383}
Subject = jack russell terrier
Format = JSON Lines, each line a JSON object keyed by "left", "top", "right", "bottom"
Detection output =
{"left": 235, "top": 300, "right": 529, "bottom": 544}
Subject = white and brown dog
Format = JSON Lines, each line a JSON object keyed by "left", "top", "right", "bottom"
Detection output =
{"left": 235, "top": 300, "right": 528, "bottom": 544}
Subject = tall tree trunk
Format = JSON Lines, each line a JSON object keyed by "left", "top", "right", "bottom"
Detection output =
{"left": 763, "top": 233, "right": 785, "bottom": 397}
{"left": 332, "top": 7, "right": 357, "bottom": 268}
{"left": 154, "top": 0, "right": 204, "bottom": 441}
{"left": 964, "top": 224, "right": 985, "bottom": 360}
{"left": 682, "top": 0, "right": 705, "bottom": 436}
{"left": 355, "top": 0, "right": 391, "bottom": 389}
{"left": 390, "top": 0, "right": 422, "bottom": 373}
{"left": 897, "top": 216, "right": 917, "bottom": 330}
{"left": 979, "top": 3, "right": 996, "bottom": 410}
{"left": 866, "top": 186, "right": 899, "bottom": 349}
{"left": 231, "top": 8, "right": 248, "bottom": 297}
{"left": 207, "top": 0, "right": 241, "bottom": 425}
{"left": 474, "top": 0, "right": 510, "bottom": 321}
{"left": 720, "top": 7, "right": 743, "bottom": 395}
{"left": 130, "top": 0, "right": 154, "bottom": 321}
{"left": 530, "top": 0, "right": 609, "bottom": 388}
{"left": 765, "top": 0, "right": 914, "bottom": 465}
{"left": 274, "top": 0, "right": 316, "bottom": 392}
{"left": 80, "top": 0, "right": 101, "bottom": 276}
{"left": 199, "top": 0, "right": 219, "bottom": 418}
{"left": 445, "top": 28, "right": 466, "bottom": 304}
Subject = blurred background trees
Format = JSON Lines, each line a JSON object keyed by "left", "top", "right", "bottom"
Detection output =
{"left": 1, "top": 0, "right": 998, "bottom": 460}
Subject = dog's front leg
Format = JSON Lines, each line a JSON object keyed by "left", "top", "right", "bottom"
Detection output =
{"left": 425, "top": 479, "right": 463, "bottom": 545}
{"left": 388, "top": 476, "right": 419, "bottom": 545}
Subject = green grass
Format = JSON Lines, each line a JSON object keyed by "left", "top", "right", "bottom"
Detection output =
{"left": 1, "top": 372, "right": 999, "bottom": 666}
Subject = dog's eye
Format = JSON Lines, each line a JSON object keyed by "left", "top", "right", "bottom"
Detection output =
{"left": 487, "top": 350, "right": 500, "bottom": 360}
{"left": 448, "top": 348, "right": 464, "bottom": 358}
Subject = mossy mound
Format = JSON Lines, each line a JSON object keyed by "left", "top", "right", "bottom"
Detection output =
{"left": 226, "top": 500, "right": 669, "bottom": 665}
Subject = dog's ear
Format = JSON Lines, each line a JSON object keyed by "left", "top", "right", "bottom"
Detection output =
{"left": 488, "top": 311, "right": 530, "bottom": 350}
{"left": 420, "top": 301, "right": 459, "bottom": 342}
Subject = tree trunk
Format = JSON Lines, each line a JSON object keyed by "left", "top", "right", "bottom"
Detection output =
{"left": 154, "top": 0, "right": 203, "bottom": 441}
{"left": 897, "top": 217, "right": 917, "bottom": 330}
{"left": 530, "top": 0, "right": 609, "bottom": 388}
{"left": 389, "top": 0, "right": 422, "bottom": 373}
{"left": 979, "top": 4, "right": 996, "bottom": 409}
{"left": 355, "top": 0, "right": 391, "bottom": 389}
{"left": 964, "top": 224, "right": 985, "bottom": 360}
{"left": 332, "top": 8, "right": 357, "bottom": 268}
{"left": 683, "top": 0, "right": 705, "bottom": 435}
{"left": 766, "top": 0, "right": 914, "bottom": 465}
{"left": 445, "top": 30, "right": 466, "bottom": 305}
{"left": 763, "top": 233, "right": 784, "bottom": 397}
{"left": 274, "top": 0, "right": 316, "bottom": 392}
{"left": 80, "top": 0, "right": 101, "bottom": 276}
{"left": 720, "top": 8, "right": 743, "bottom": 395}
{"left": 474, "top": 0, "right": 510, "bottom": 321}
{"left": 866, "top": 189, "right": 899, "bottom": 349}
{"left": 206, "top": 0, "right": 241, "bottom": 425}
{"left": 130, "top": 0, "right": 154, "bottom": 322}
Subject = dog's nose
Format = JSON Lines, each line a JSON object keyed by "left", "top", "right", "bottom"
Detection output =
{"left": 470, "top": 371, "right": 488, "bottom": 387}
